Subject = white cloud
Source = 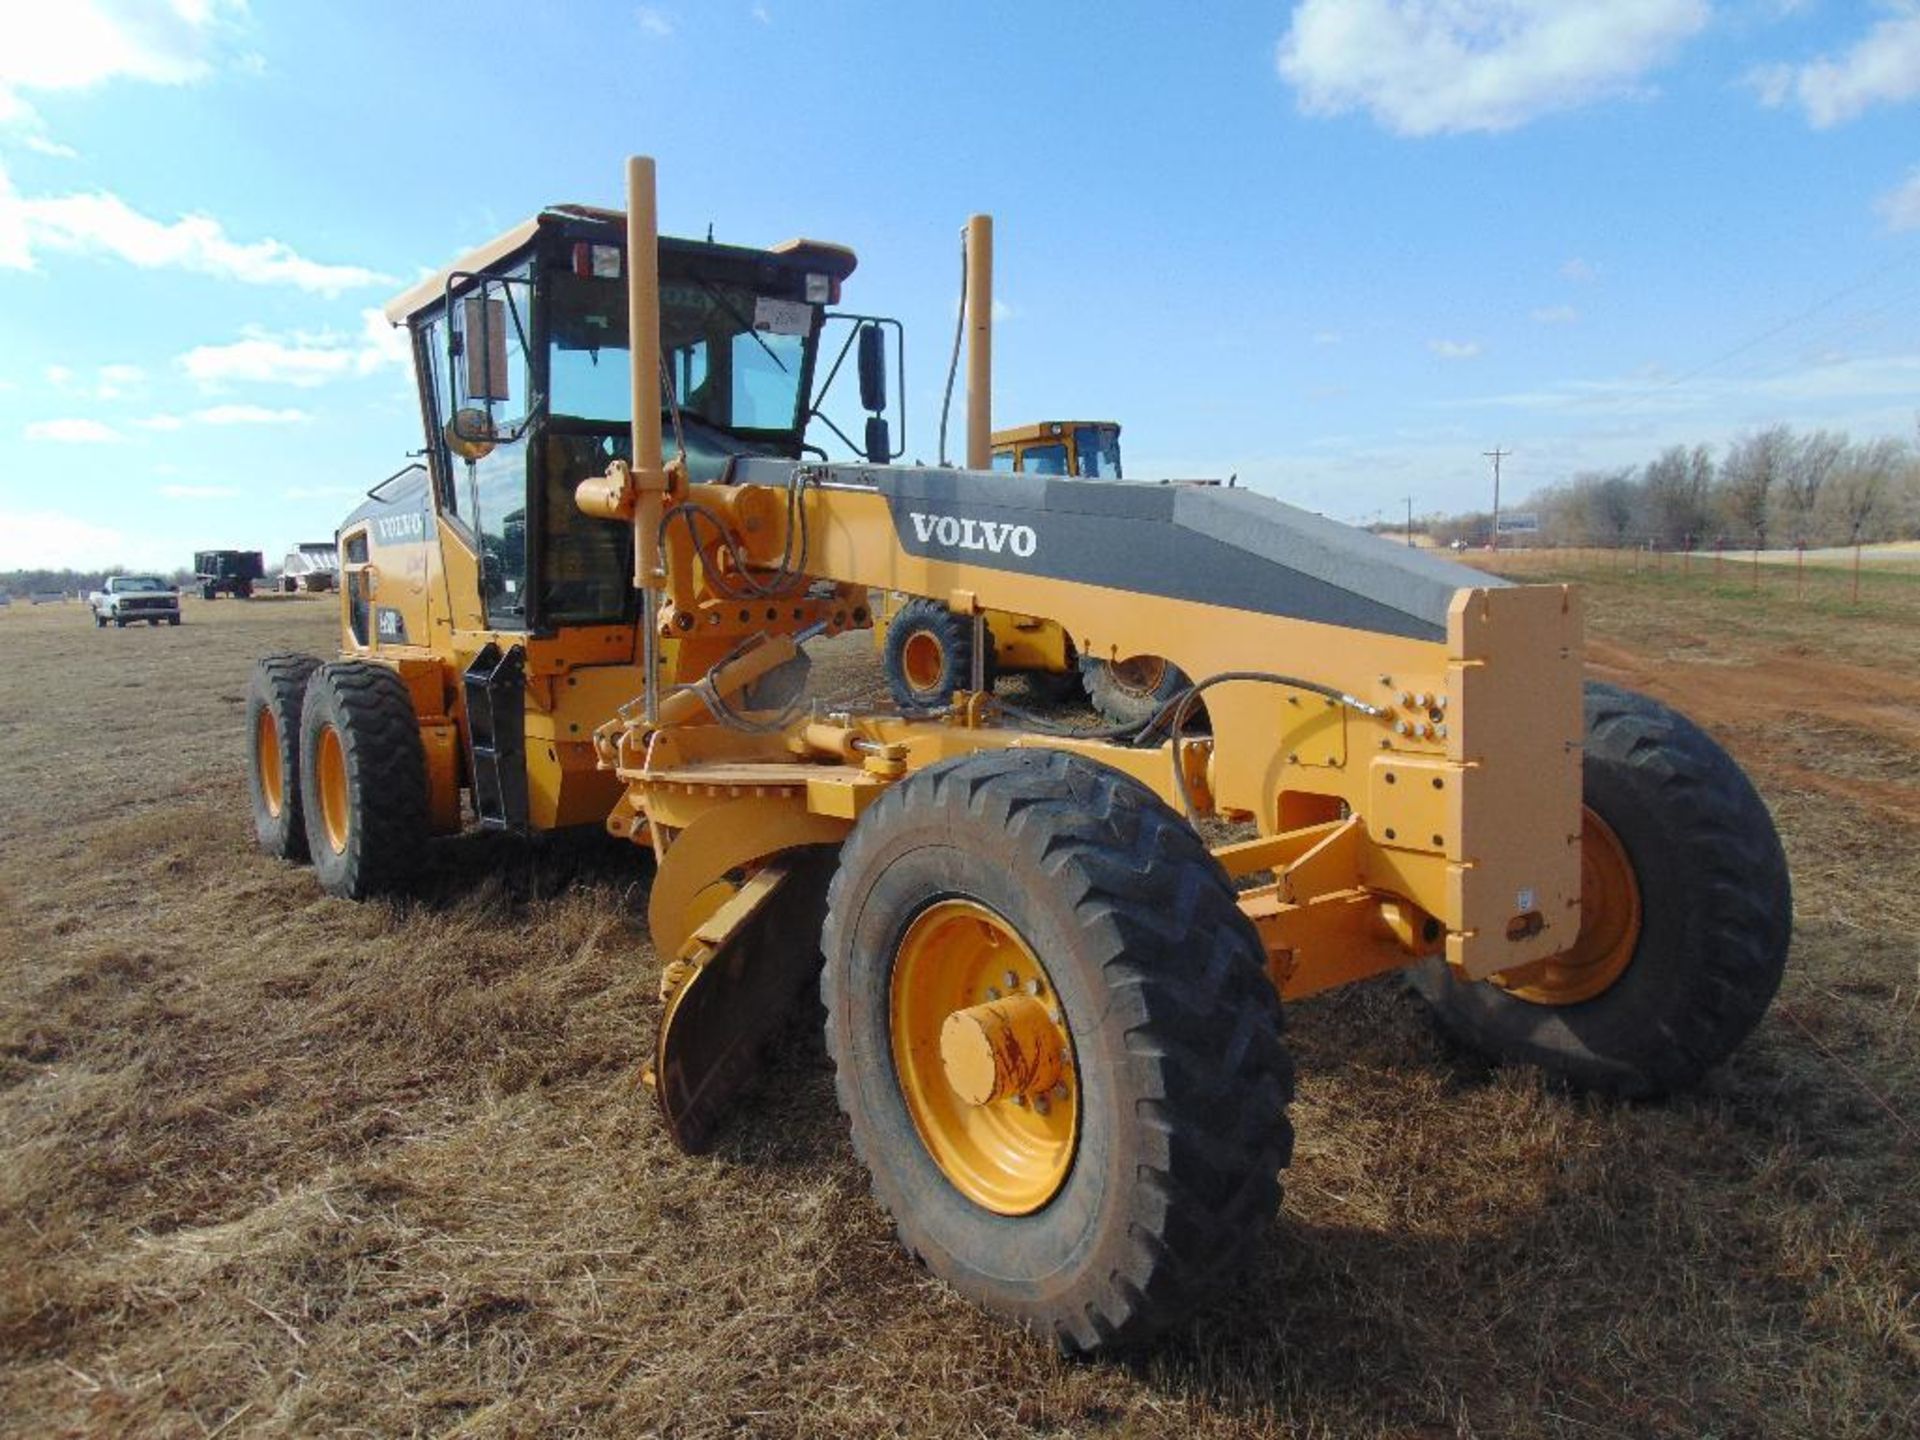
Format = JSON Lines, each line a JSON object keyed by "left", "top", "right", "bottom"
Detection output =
{"left": 192, "top": 404, "right": 308, "bottom": 425}
{"left": 1749, "top": 11, "right": 1920, "bottom": 127}
{"left": 281, "top": 484, "right": 364, "bottom": 500}
{"left": 43, "top": 360, "right": 147, "bottom": 400}
{"left": 0, "top": 171, "right": 391, "bottom": 295}
{"left": 1446, "top": 351, "right": 1920, "bottom": 416}
{"left": 181, "top": 308, "right": 406, "bottom": 388}
{"left": 1312, "top": 329, "right": 1342, "bottom": 345}
{"left": 1874, "top": 167, "right": 1920, "bottom": 231}
{"left": 136, "top": 414, "right": 187, "bottom": 431}
{"left": 0, "top": 508, "right": 131, "bottom": 569}
{"left": 637, "top": 6, "right": 674, "bottom": 37}
{"left": 751, "top": 3, "right": 772, "bottom": 22}
{"left": 1560, "top": 257, "right": 1599, "bottom": 282}
{"left": 25, "top": 417, "right": 123, "bottom": 443}
{"left": 1276, "top": 0, "right": 1710, "bottom": 136}
{"left": 1428, "top": 338, "right": 1483, "bottom": 360}
{"left": 19, "top": 135, "right": 79, "bottom": 159}
{"left": 0, "top": 0, "right": 246, "bottom": 131}
{"left": 1530, "top": 305, "right": 1580, "bottom": 324}
{"left": 159, "top": 484, "right": 241, "bottom": 500}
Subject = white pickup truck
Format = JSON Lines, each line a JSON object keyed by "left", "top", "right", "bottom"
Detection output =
{"left": 90, "top": 575, "right": 182, "bottom": 628}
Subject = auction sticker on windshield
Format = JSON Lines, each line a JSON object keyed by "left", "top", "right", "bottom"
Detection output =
{"left": 752, "top": 298, "right": 813, "bottom": 336}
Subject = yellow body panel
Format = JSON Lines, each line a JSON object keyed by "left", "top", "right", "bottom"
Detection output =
{"left": 615, "top": 479, "right": 1584, "bottom": 988}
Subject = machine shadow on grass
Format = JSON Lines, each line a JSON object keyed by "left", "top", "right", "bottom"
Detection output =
{"left": 412, "top": 825, "right": 658, "bottom": 912}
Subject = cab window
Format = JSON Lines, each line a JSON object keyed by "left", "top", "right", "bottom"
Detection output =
{"left": 1020, "top": 442, "right": 1068, "bottom": 475}
{"left": 448, "top": 269, "right": 534, "bottom": 631}
{"left": 990, "top": 449, "right": 1015, "bottom": 472}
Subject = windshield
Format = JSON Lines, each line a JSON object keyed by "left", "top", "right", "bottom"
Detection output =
{"left": 546, "top": 270, "right": 813, "bottom": 435}
{"left": 117, "top": 576, "right": 169, "bottom": 592}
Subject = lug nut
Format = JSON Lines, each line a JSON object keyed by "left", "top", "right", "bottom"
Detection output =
{"left": 1026, "top": 978, "right": 1043, "bottom": 997}
{"left": 1002, "top": 971, "right": 1018, "bottom": 989}
{"left": 1052, "top": 1083, "right": 1069, "bottom": 1101}
{"left": 1033, "top": 1094, "right": 1051, "bottom": 1116}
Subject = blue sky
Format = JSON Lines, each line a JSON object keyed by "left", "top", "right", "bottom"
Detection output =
{"left": 2, "top": 0, "right": 1917, "bottom": 569}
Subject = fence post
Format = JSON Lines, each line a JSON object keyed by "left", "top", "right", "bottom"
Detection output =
{"left": 1796, "top": 542, "right": 1804, "bottom": 602}
{"left": 1853, "top": 541, "right": 1862, "bottom": 604}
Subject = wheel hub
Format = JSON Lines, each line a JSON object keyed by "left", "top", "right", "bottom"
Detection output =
{"left": 315, "top": 724, "right": 350, "bottom": 856}
{"left": 901, "top": 630, "right": 947, "bottom": 694}
{"left": 890, "top": 899, "right": 1077, "bottom": 1214}
{"left": 1493, "top": 807, "right": 1641, "bottom": 1005}
{"left": 939, "top": 994, "right": 1066, "bottom": 1107}
{"left": 1108, "top": 655, "right": 1166, "bottom": 696}
{"left": 257, "top": 708, "right": 283, "bottom": 818}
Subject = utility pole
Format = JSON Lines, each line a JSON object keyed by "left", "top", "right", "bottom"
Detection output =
{"left": 1405, "top": 496, "right": 1414, "bottom": 547}
{"left": 1483, "top": 447, "right": 1510, "bottom": 551}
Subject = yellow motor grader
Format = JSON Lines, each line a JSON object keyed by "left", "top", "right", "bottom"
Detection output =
{"left": 248, "top": 158, "right": 1791, "bottom": 1353}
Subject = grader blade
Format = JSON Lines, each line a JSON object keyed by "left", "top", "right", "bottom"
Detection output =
{"left": 653, "top": 856, "right": 829, "bottom": 1153}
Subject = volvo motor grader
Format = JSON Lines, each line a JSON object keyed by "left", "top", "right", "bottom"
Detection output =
{"left": 248, "top": 158, "right": 1791, "bottom": 1353}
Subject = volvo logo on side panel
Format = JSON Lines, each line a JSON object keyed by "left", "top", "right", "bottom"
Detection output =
{"left": 374, "top": 512, "right": 426, "bottom": 546}
{"left": 907, "top": 511, "right": 1037, "bottom": 558}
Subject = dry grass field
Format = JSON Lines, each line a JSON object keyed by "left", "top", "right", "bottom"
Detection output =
{"left": 2, "top": 574, "right": 1916, "bottom": 1439}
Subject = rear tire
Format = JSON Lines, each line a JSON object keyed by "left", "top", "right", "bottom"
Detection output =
{"left": 1082, "top": 654, "right": 1191, "bottom": 728}
{"left": 298, "top": 661, "right": 430, "bottom": 899}
{"left": 882, "top": 598, "right": 996, "bottom": 709}
{"left": 822, "top": 749, "right": 1292, "bottom": 1352}
{"left": 94, "top": 613, "right": 106, "bottom": 628}
{"left": 1409, "top": 682, "right": 1791, "bottom": 1097}
{"left": 168, "top": 615, "right": 180, "bottom": 626}
{"left": 248, "top": 653, "right": 322, "bottom": 861}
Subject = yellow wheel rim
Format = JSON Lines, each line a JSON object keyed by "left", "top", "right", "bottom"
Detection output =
{"left": 257, "top": 708, "right": 283, "bottom": 818}
{"left": 902, "top": 630, "right": 947, "bottom": 695}
{"left": 1494, "top": 807, "right": 1642, "bottom": 1005}
{"left": 1108, "top": 655, "right": 1167, "bottom": 696}
{"left": 315, "top": 724, "right": 351, "bottom": 856}
{"left": 889, "top": 899, "right": 1077, "bottom": 1214}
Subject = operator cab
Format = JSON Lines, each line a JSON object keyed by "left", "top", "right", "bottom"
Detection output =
{"left": 990, "top": 420, "right": 1122, "bottom": 478}
{"left": 379, "top": 206, "right": 865, "bottom": 636}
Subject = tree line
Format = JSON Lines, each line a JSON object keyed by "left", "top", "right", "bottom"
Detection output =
{"left": 1429, "top": 424, "right": 1920, "bottom": 551}
{"left": 0, "top": 567, "right": 198, "bottom": 599}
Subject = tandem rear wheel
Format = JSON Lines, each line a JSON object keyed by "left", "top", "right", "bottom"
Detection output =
{"left": 295, "top": 660, "right": 430, "bottom": 898}
{"left": 1410, "top": 682, "right": 1792, "bottom": 1097}
{"left": 821, "top": 749, "right": 1293, "bottom": 1352}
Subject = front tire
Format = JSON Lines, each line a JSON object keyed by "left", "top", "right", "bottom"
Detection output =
{"left": 881, "top": 598, "right": 996, "bottom": 709}
{"left": 822, "top": 750, "right": 1292, "bottom": 1352}
{"left": 297, "top": 661, "right": 430, "bottom": 899}
{"left": 1409, "top": 682, "right": 1792, "bottom": 1097}
{"left": 248, "top": 654, "right": 322, "bottom": 861}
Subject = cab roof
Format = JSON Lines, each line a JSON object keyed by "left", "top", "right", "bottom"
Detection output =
{"left": 382, "top": 204, "right": 859, "bottom": 326}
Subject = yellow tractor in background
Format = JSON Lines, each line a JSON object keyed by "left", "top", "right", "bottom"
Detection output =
{"left": 873, "top": 419, "right": 1196, "bottom": 723}
{"left": 247, "top": 158, "right": 1793, "bottom": 1353}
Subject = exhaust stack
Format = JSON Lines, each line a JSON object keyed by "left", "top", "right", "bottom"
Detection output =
{"left": 964, "top": 214, "right": 992, "bottom": 469}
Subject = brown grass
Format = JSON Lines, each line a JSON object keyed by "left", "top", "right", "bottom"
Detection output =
{"left": 1, "top": 586, "right": 1915, "bottom": 1439}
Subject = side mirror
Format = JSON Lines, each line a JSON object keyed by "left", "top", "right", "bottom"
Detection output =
{"left": 462, "top": 295, "right": 512, "bottom": 403}
{"left": 857, "top": 323, "right": 887, "bottom": 413}
{"left": 446, "top": 407, "right": 496, "bottom": 461}
{"left": 864, "top": 415, "right": 891, "bottom": 465}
